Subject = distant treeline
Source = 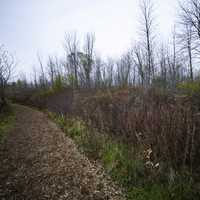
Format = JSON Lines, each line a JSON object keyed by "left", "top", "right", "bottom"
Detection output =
{"left": 8, "top": 0, "right": 200, "bottom": 91}
{"left": 2, "top": 0, "right": 200, "bottom": 106}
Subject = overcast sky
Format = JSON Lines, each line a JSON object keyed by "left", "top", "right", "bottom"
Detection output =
{"left": 0, "top": 0, "right": 178, "bottom": 77}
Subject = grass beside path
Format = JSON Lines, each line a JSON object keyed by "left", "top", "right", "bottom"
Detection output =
{"left": 0, "top": 104, "right": 15, "bottom": 142}
{"left": 47, "top": 111, "right": 199, "bottom": 200}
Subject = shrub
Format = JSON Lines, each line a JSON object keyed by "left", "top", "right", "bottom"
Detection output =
{"left": 79, "top": 88, "right": 200, "bottom": 175}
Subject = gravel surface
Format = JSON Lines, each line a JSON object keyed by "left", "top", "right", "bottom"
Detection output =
{"left": 0, "top": 105, "right": 124, "bottom": 200}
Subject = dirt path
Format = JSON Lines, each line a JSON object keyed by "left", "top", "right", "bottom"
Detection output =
{"left": 0, "top": 105, "right": 124, "bottom": 200}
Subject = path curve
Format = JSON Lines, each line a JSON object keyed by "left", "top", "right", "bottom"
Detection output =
{"left": 0, "top": 105, "right": 123, "bottom": 200}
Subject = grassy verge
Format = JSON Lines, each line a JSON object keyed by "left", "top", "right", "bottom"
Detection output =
{"left": 0, "top": 105, "right": 15, "bottom": 142}
{"left": 47, "top": 112, "right": 199, "bottom": 200}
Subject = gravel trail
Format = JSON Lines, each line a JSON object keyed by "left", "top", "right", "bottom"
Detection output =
{"left": 0, "top": 105, "right": 124, "bottom": 200}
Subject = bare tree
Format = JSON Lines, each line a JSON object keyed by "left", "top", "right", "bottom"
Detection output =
{"left": 116, "top": 52, "right": 132, "bottom": 87}
{"left": 171, "top": 28, "right": 178, "bottom": 87}
{"left": 94, "top": 57, "right": 103, "bottom": 88}
{"left": 0, "top": 45, "right": 15, "bottom": 109}
{"left": 178, "top": 24, "right": 194, "bottom": 81}
{"left": 106, "top": 58, "right": 114, "bottom": 87}
{"left": 180, "top": 0, "right": 200, "bottom": 40}
{"left": 97, "top": 58, "right": 114, "bottom": 88}
{"left": 186, "top": 25, "right": 194, "bottom": 81}
{"left": 64, "top": 32, "right": 79, "bottom": 88}
{"left": 139, "top": 0, "right": 156, "bottom": 85}
{"left": 133, "top": 44, "right": 146, "bottom": 86}
{"left": 32, "top": 66, "right": 38, "bottom": 88}
{"left": 179, "top": 0, "right": 200, "bottom": 80}
{"left": 158, "top": 44, "right": 168, "bottom": 87}
{"left": 78, "top": 33, "right": 95, "bottom": 88}
{"left": 46, "top": 56, "right": 62, "bottom": 86}
{"left": 37, "top": 54, "right": 47, "bottom": 88}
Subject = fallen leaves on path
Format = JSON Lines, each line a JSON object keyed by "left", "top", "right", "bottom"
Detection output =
{"left": 0, "top": 105, "right": 124, "bottom": 200}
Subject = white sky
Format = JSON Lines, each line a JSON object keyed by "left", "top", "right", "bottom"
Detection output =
{"left": 0, "top": 0, "right": 178, "bottom": 76}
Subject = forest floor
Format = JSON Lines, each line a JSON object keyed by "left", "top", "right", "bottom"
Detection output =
{"left": 0, "top": 105, "right": 124, "bottom": 200}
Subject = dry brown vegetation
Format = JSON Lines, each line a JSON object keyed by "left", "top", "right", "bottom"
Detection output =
{"left": 9, "top": 85, "right": 200, "bottom": 199}
{"left": 78, "top": 88, "right": 200, "bottom": 175}
{"left": 11, "top": 86, "right": 200, "bottom": 182}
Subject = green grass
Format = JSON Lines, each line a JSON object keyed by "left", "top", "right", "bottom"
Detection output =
{"left": 178, "top": 81, "right": 200, "bottom": 96}
{"left": 48, "top": 112, "right": 200, "bottom": 200}
{"left": 0, "top": 105, "right": 15, "bottom": 142}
